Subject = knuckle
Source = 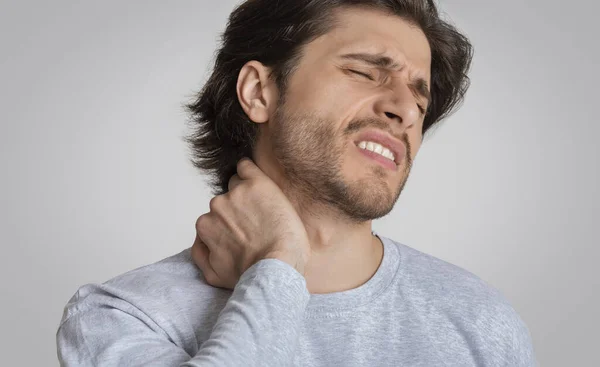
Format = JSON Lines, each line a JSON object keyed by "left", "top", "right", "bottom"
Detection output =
{"left": 195, "top": 214, "right": 209, "bottom": 234}
{"left": 237, "top": 157, "right": 251, "bottom": 172}
{"left": 195, "top": 214, "right": 203, "bottom": 228}
{"left": 209, "top": 195, "right": 221, "bottom": 211}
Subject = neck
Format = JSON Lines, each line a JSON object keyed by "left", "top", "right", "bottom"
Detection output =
{"left": 252, "top": 143, "right": 384, "bottom": 294}
{"left": 297, "top": 205, "right": 383, "bottom": 294}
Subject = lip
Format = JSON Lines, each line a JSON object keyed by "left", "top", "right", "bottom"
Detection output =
{"left": 353, "top": 129, "right": 406, "bottom": 165}
{"left": 356, "top": 146, "right": 398, "bottom": 170}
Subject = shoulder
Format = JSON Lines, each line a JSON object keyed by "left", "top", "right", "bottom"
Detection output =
{"left": 385, "top": 237, "right": 518, "bottom": 311}
{"left": 59, "top": 247, "right": 230, "bottom": 333}
{"left": 384, "top": 237, "right": 537, "bottom": 366}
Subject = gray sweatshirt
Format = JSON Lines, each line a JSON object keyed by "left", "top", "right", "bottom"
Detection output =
{"left": 56, "top": 233, "right": 537, "bottom": 366}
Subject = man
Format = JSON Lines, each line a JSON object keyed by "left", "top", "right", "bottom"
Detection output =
{"left": 57, "top": 0, "right": 537, "bottom": 366}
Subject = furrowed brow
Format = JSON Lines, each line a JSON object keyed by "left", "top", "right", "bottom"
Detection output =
{"left": 340, "top": 52, "right": 431, "bottom": 105}
{"left": 339, "top": 53, "right": 401, "bottom": 70}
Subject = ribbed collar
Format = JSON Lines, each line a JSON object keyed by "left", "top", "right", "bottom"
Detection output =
{"left": 305, "top": 232, "right": 400, "bottom": 317}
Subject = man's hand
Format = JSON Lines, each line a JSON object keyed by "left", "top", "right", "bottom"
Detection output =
{"left": 191, "top": 157, "right": 311, "bottom": 289}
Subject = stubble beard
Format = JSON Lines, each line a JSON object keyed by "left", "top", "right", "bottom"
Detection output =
{"left": 270, "top": 105, "right": 411, "bottom": 224}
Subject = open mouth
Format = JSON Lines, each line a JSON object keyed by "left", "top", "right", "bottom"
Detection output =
{"left": 355, "top": 141, "right": 398, "bottom": 170}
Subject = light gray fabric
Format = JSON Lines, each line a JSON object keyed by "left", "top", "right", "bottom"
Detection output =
{"left": 56, "top": 233, "right": 537, "bottom": 366}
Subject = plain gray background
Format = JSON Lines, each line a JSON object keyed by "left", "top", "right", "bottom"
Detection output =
{"left": 1, "top": 0, "right": 598, "bottom": 365}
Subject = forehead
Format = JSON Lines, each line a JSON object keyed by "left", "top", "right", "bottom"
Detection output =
{"left": 307, "top": 7, "right": 431, "bottom": 79}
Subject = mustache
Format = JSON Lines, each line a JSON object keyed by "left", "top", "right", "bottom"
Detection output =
{"left": 344, "top": 118, "right": 412, "bottom": 158}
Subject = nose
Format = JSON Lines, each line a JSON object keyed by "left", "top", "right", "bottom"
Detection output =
{"left": 373, "top": 82, "right": 421, "bottom": 130}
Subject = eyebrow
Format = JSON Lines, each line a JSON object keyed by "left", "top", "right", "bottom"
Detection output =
{"left": 339, "top": 52, "right": 431, "bottom": 106}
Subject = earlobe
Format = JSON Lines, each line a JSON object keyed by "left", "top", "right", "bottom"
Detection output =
{"left": 236, "top": 61, "right": 275, "bottom": 124}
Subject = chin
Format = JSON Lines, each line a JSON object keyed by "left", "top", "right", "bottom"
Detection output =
{"left": 337, "top": 178, "right": 398, "bottom": 221}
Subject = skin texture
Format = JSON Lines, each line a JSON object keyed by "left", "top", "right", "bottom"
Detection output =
{"left": 193, "top": 7, "right": 432, "bottom": 293}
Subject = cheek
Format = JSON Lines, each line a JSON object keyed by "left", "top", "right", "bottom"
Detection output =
{"left": 288, "top": 71, "right": 362, "bottom": 114}
{"left": 408, "top": 132, "right": 423, "bottom": 159}
{"left": 317, "top": 88, "right": 372, "bottom": 131}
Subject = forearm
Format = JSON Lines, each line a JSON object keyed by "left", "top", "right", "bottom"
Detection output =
{"left": 57, "top": 258, "right": 310, "bottom": 367}
{"left": 185, "top": 258, "right": 310, "bottom": 366}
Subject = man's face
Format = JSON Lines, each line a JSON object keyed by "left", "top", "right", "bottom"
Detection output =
{"left": 268, "top": 7, "right": 431, "bottom": 222}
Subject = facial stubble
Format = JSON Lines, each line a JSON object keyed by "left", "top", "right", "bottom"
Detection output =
{"left": 270, "top": 106, "right": 412, "bottom": 224}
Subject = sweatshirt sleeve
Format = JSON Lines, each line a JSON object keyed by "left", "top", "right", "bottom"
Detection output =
{"left": 56, "top": 258, "right": 310, "bottom": 367}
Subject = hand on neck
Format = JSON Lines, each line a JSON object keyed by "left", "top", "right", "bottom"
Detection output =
{"left": 252, "top": 148, "right": 384, "bottom": 294}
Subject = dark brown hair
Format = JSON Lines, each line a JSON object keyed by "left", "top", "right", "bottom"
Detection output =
{"left": 184, "top": 0, "right": 473, "bottom": 195}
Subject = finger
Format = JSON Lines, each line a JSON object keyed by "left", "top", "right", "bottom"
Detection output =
{"left": 195, "top": 213, "right": 220, "bottom": 254}
{"left": 191, "top": 233, "right": 211, "bottom": 270}
{"left": 191, "top": 234, "right": 220, "bottom": 284}
{"left": 236, "top": 157, "right": 262, "bottom": 180}
{"left": 228, "top": 173, "right": 242, "bottom": 192}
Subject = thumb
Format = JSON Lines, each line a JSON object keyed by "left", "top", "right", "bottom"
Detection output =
{"left": 235, "top": 157, "right": 263, "bottom": 180}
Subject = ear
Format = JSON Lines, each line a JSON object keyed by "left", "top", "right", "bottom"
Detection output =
{"left": 236, "top": 61, "right": 278, "bottom": 124}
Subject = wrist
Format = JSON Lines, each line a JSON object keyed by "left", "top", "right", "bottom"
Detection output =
{"left": 262, "top": 249, "right": 307, "bottom": 276}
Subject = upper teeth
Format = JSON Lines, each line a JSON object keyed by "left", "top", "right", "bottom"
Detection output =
{"left": 357, "top": 141, "right": 395, "bottom": 162}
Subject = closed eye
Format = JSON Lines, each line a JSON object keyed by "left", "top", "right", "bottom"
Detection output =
{"left": 349, "top": 68, "right": 427, "bottom": 116}
{"left": 349, "top": 69, "right": 375, "bottom": 81}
